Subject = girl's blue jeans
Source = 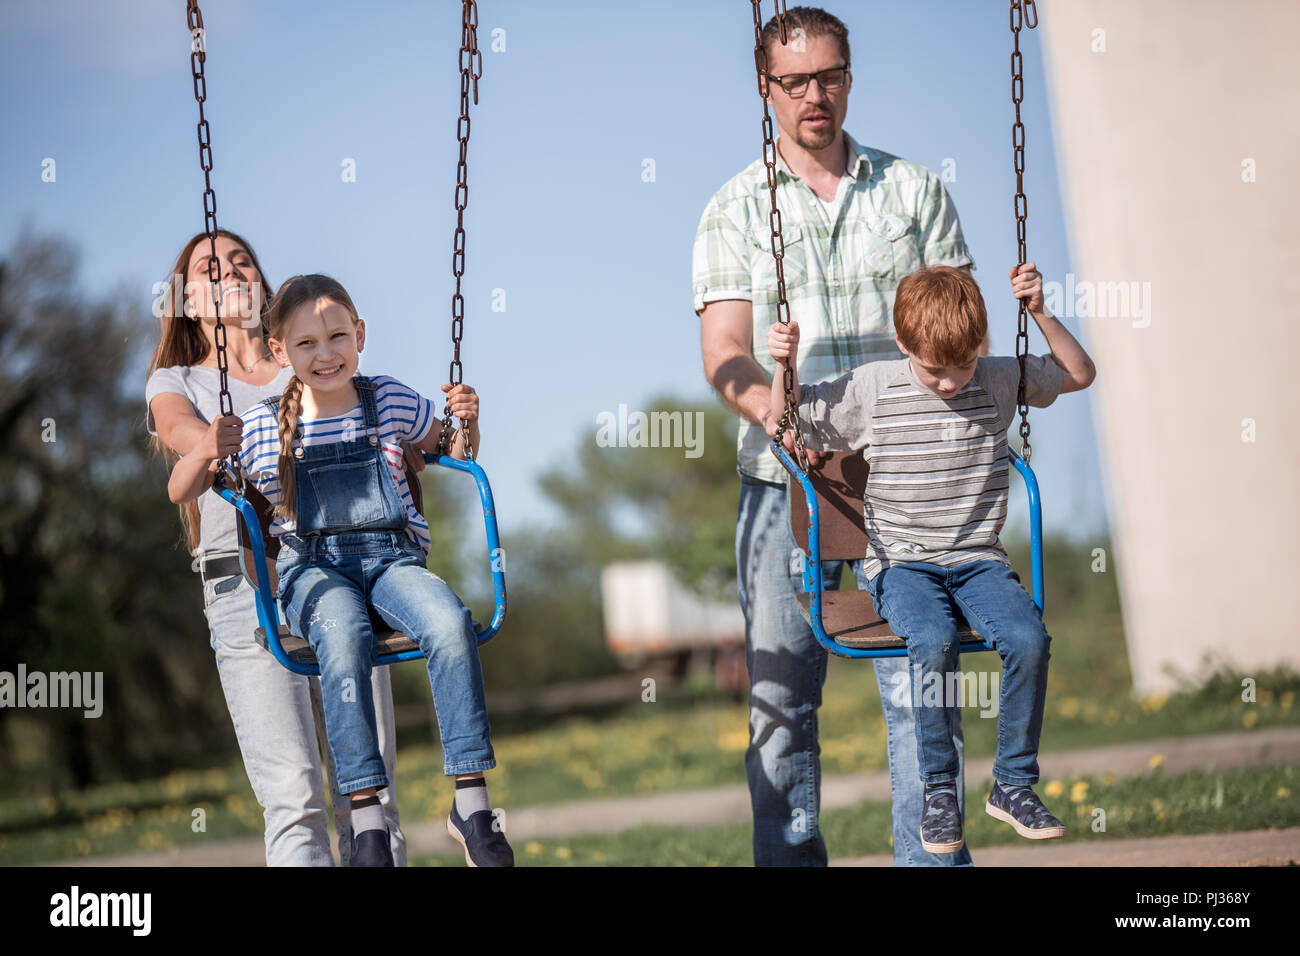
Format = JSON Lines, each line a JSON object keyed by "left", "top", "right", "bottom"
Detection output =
{"left": 277, "top": 530, "right": 496, "bottom": 792}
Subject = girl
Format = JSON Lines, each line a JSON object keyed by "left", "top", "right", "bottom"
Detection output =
{"left": 146, "top": 230, "right": 406, "bottom": 866}
{"left": 169, "top": 272, "right": 513, "bottom": 867}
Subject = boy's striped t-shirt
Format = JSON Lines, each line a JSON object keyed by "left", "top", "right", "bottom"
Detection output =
{"left": 236, "top": 374, "right": 438, "bottom": 552}
{"left": 795, "top": 355, "right": 1063, "bottom": 579}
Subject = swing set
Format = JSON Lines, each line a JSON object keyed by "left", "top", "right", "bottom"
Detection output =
{"left": 182, "top": 0, "right": 505, "bottom": 677}
{"left": 753, "top": 0, "right": 1046, "bottom": 659}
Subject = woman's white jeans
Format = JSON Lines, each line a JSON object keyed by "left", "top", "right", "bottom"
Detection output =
{"left": 201, "top": 571, "right": 406, "bottom": 866}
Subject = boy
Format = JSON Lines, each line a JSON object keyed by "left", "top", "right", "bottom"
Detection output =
{"left": 766, "top": 262, "right": 1096, "bottom": 853}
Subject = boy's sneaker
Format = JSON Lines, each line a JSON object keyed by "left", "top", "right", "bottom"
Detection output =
{"left": 985, "top": 780, "right": 1066, "bottom": 840}
{"left": 447, "top": 802, "right": 515, "bottom": 867}
{"left": 920, "top": 782, "right": 965, "bottom": 854}
{"left": 349, "top": 827, "right": 395, "bottom": 867}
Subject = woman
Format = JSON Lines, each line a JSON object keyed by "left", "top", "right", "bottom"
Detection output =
{"left": 145, "top": 229, "right": 407, "bottom": 866}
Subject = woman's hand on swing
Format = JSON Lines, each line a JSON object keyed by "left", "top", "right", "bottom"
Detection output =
{"left": 169, "top": 414, "right": 242, "bottom": 502}
{"left": 198, "top": 414, "right": 243, "bottom": 469}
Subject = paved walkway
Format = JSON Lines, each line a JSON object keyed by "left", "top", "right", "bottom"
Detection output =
{"left": 55, "top": 725, "right": 1300, "bottom": 866}
{"left": 834, "top": 827, "right": 1300, "bottom": 867}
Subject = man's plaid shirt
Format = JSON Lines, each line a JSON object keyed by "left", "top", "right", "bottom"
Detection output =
{"left": 692, "top": 130, "right": 976, "bottom": 484}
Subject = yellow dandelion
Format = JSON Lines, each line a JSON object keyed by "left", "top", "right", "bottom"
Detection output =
{"left": 1070, "top": 780, "right": 1090, "bottom": 803}
{"left": 1278, "top": 788, "right": 1291, "bottom": 799}
{"left": 592, "top": 851, "right": 607, "bottom": 862}
{"left": 1148, "top": 753, "right": 1165, "bottom": 769}
{"left": 1045, "top": 780, "right": 1065, "bottom": 798}
{"left": 1139, "top": 691, "right": 1168, "bottom": 714}
{"left": 524, "top": 840, "right": 544, "bottom": 856}
{"left": 1057, "top": 697, "right": 1080, "bottom": 718}
{"left": 1242, "top": 710, "right": 1259, "bottom": 728}
{"left": 1103, "top": 774, "right": 1115, "bottom": 786}
{"left": 555, "top": 846, "right": 572, "bottom": 860}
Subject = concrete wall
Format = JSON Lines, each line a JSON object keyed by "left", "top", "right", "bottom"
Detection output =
{"left": 1038, "top": 0, "right": 1300, "bottom": 693}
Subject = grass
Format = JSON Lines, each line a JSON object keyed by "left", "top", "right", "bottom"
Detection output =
{"left": 411, "top": 765, "right": 1300, "bottom": 867}
{"left": 3, "top": 540, "right": 1297, "bottom": 864}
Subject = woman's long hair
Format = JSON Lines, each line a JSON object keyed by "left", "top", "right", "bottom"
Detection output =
{"left": 146, "top": 229, "right": 273, "bottom": 554}
{"left": 262, "top": 274, "right": 362, "bottom": 521}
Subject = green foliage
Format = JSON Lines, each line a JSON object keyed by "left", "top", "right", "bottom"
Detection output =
{"left": 536, "top": 395, "right": 740, "bottom": 601}
{"left": 0, "top": 229, "right": 232, "bottom": 795}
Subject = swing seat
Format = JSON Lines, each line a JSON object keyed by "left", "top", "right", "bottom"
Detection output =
{"left": 256, "top": 624, "right": 422, "bottom": 666}
{"left": 792, "top": 591, "right": 986, "bottom": 652}
{"left": 217, "top": 451, "right": 506, "bottom": 677}
{"left": 776, "top": 442, "right": 1042, "bottom": 659}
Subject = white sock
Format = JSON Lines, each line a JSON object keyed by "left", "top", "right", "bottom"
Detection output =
{"left": 454, "top": 777, "right": 490, "bottom": 817}
{"left": 351, "top": 794, "right": 385, "bottom": 834}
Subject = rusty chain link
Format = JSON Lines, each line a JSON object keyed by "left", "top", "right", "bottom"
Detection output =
{"left": 751, "top": 0, "right": 811, "bottom": 474}
{"left": 186, "top": 0, "right": 243, "bottom": 492}
{"left": 438, "top": 0, "right": 482, "bottom": 461}
{"left": 1011, "top": 0, "right": 1037, "bottom": 462}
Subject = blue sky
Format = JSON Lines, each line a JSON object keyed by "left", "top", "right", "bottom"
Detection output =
{"left": 0, "top": 0, "right": 1109, "bottom": 545}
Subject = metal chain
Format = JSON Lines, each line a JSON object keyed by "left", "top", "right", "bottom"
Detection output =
{"left": 1011, "top": 0, "right": 1037, "bottom": 462}
{"left": 186, "top": 0, "right": 242, "bottom": 491}
{"left": 438, "top": 0, "right": 483, "bottom": 461}
{"left": 751, "top": 0, "right": 810, "bottom": 473}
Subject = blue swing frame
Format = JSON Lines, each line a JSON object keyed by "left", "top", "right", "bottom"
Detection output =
{"left": 771, "top": 440, "right": 1044, "bottom": 660}
{"left": 215, "top": 451, "right": 507, "bottom": 677}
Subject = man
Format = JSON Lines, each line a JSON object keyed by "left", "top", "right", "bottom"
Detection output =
{"left": 693, "top": 6, "right": 977, "bottom": 866}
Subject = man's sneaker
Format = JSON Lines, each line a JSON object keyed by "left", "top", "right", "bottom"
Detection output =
{"left": 447, "top": 802, "right": 515, "bottom": 867}
{"left": 349, "top": 827, "right": 394, "bottom": 867}
{"left": 920, "top": 782, "right": 965, "bottom": 854}
{"left": 985, "top": 780, "right": 1066, "bottom": 840}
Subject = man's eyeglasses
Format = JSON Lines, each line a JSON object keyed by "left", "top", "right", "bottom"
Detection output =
{"left": 764, "top": 65, "right": 851, "bottom": 98}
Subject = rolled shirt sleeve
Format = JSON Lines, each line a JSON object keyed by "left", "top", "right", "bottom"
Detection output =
{"left": 692, "top": 195, "right": 754, "bottom": 313}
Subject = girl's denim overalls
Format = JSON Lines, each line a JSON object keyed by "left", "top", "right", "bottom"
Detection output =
{"left": 269, "top": 375, "right": 495, "bottom": 791}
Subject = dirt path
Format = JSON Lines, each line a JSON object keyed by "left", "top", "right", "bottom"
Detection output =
{"left": 53, "top": 725, "right": 1300, "bottom": 866}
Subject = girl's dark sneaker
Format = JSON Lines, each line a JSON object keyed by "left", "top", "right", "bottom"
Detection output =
{"left": 920, "top": 782, "right": 965, "bottom": 854}
{"left": 447, "top": 803, "right": 516, "bottom": 867}
{"left": 985, "top": 781, "right": 1066, "bottom": 840}
{"left": 349, "top": 827, "right": 395, "bottom": 866}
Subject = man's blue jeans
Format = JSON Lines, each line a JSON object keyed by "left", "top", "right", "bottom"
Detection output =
{"left": 278, "top": 531, "right": 496, "bottom": 792}
{"left": 864, "top": 560, "right": 1050, "bottom": 787}
{"left": 736, "top": 475, "right": 971, "bottom": 866}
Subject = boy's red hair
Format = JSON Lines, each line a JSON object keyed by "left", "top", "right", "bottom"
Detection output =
{"left": 893, "top": 265, "right": 987, "bottom": 365}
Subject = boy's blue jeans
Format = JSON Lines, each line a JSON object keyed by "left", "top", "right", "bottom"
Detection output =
{"left": 863, "top": 560, "right": 1051, "bottom": 787}
{"left": 277, "top": 531, "right": 496, "bottom": 792}
{"left": 737, "top": 476, "right": 970, "bottom": 866}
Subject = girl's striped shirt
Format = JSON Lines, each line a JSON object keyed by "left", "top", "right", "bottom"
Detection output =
{"left": 236, "top": 375, "right": 438, "bottom": 552}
